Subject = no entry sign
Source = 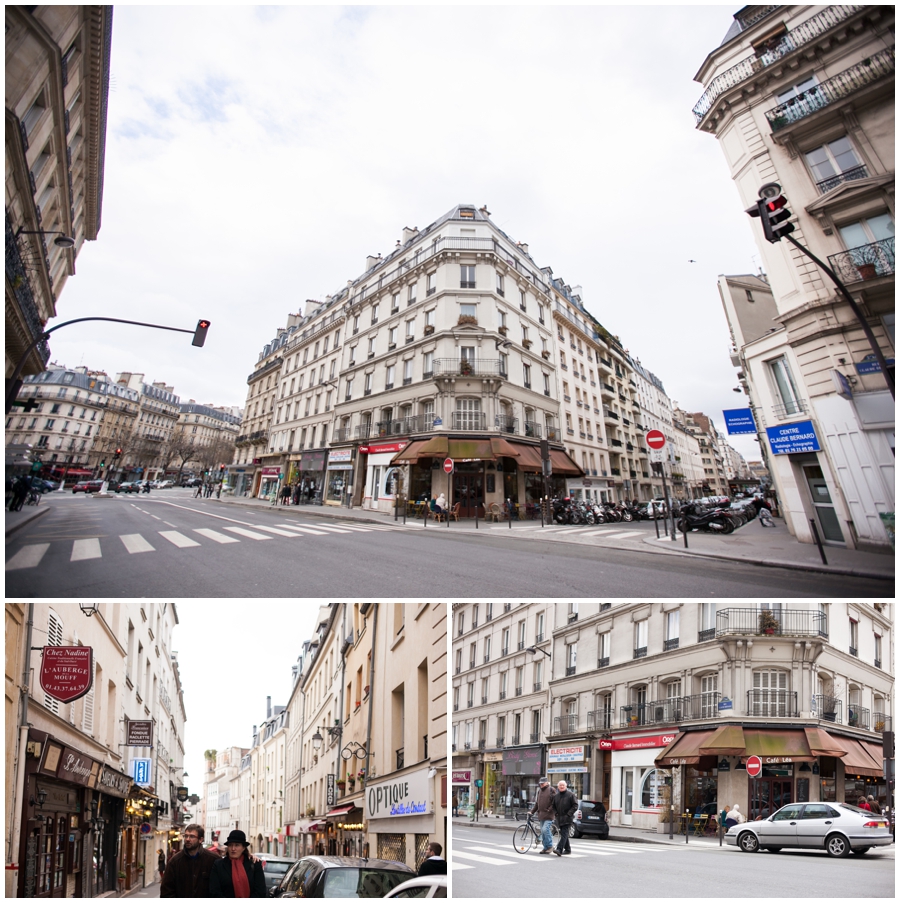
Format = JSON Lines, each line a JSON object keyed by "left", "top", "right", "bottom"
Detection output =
{"left": 746, "top": 755, "right": 763, "bottom": 777}
{"left": 443, "top": 458, "right": 454, "bottom": 474}
{"left": 646, "top": 430, "right": 666, "bottom": 450}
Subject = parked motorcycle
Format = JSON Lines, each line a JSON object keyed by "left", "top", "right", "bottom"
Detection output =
{"left": 677, "top": 501, "right": 735, "bottom": 534}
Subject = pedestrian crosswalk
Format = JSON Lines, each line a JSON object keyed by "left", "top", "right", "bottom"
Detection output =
{"left": 5, "top": 521, "right": 400, "bottom": 570}
{"left": 449, "top": 837, "right": 675, "bottom": 871}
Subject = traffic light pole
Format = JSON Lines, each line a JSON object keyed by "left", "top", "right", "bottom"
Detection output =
{"left": 5, "top": 316, "right": 205, "bottom": 414}
{"left": 782, "top": 234, "right": 894, "bottom": 400}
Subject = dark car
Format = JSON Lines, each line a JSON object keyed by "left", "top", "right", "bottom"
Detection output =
{"left": 72, "top": 480, "right": 104, "bottom": 494}
{"left": 184, "top": 477, "right": 203, "bottom": 487}
{"left": 258, "top": 856, "right": 297, "bottom": 894}
{"left": 117, "top": 481, "right": 142, "bottom": 493}
{"left": 571, "top": 799, "right": 609, "bottom": 839}
{"left": 38, "top": 479, "right": 60, "bottom": 492}
{"left": 270, "top": 856, "right": 414, "bottom": 898}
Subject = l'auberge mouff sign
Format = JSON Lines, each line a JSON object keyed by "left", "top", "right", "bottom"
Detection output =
{"left": 40, "top": 646, "right": 93, "bottom": 703}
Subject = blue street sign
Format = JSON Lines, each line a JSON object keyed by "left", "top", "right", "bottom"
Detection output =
{"left": 855, "top": 355, "right": 895, "bottom": 375}
{"left": 722, "top": 408, "right": 757, "bottom": 435}
{"left": 765, "top": 420, "right": 821, "bottom": 455}
{"left": 433, "top": 417, "right": 443, "bottom": 426}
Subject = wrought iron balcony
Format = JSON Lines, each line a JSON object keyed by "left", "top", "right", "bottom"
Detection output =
{"left": 816, "top": 164, "right": 869, "bottom": 194}
{"left": 355, "top": 424, "right": 372, "bottom": 439}
{"left": 663, "top": 638, "right": 679, "bottom": 651}
{"left": 693, "top": 5, "right": 866, "bottom": 123}
{"left": 6, "top": 215, "right": 51, "bottom": 367}
{"left": 433, "top": 358, "right": 503, "bottom": 378}
{"left": 495, "top": 415, "right": 518, "bottom": 435}
{"left": 332, "top": 428, "right": 352, "bottom": 442}
{"left": 815, "top": 694, "right": 842, "bottom": 723}
{"left": 530, "top": 732, "right": 541, "bottom": 743}
{"left": 495, "top": 736, "right": 504, "bottom": 747}
{"left": 716, "top": 607, "right": 827, "bottom": 638}
{"left": 766, "top": 48, "right": 895, "bottom": 133}
{"left": 847, "top": 705, "right": 869, "bottom": 730}
{"left": 511, "top": 734, "right": 521, "bottom": 745}
{"left": 451, "top": 411, "right": 487, "bottom": 430}
{"left": 873, "top": 713, "right": 892, "bottom": 733}
{"left": 477, "top": 739, "right": 486, "bottom": 749}
{"left": 827, "top": 237, "right": 895, "bottom": 284}
{"left": 374, "top": 419, "right": 407, "bottom": 438}
{"left": 597, "top": 656, "right": 609, "bottom": 668}
{"left": 523, "top": 420, "right": 542, "bottom": 438}
{"left": 747, "top": 689, "right": 799, "bottom": 718}
{"left": 533, "top": 682, "right": 541, "bottom": 692}
{"left": 552, "top": 714, "right": 579, "bottom": 736}
{"left": 633, "top": 646, "right": 647, "bottom": 659}
{"left": 565, "top": 665, "right": 576, "bottom": 676}
{"left": 587, "top": 709, "right": 612, "bottom": 732}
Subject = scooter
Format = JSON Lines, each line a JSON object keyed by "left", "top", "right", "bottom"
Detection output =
{"left": 677, "top": 502, "right": 734, "bottom": 534}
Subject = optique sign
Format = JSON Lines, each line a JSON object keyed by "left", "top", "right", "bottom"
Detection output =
{"left": 40, "top": 646, "right": 93, "bottom": 703}
{"left": 365, "top": 770, "right": 431, "bottom": 820}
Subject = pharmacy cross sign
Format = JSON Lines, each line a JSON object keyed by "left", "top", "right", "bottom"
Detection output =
{"left": 646, "top": 430, "right": 666, "bottom": 450}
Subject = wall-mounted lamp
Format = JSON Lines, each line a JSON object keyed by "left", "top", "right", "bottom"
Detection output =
{"left": 79, "top": 603, "right": 99, "bottom": 617}
{"left": 812, "top": 763, "right": 820, "bottom": 775}
{"left": 799, "top": 763, "right": 811, "bottom": 772}
{"left": 15, "top": 227, "right": 76, "bottom": 248}
{"left": 718, "top": 758, "right": 731, "bottom": 771}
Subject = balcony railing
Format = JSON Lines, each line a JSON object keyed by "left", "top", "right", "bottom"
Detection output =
{"left": 827, "top": 237, "right": 895, "bottom": 284}
{"left": 747, "top": 689, "right": 799, "bottom": 718}
{"left": 816, "top": 164, "right": 868, "bottom": 194}
{"left": 716, "top": 607, "right": 827, "bottom": 638}
{"left": 451, "top": 411, "right": 487, "bottom": 430}
{"left": 692, "top": 5, "right": 866, "bottom": 122}
{"left": 587, "top": 709, "right": 612, "bottom": 732}
{"left": 396, "top": 748, "right": 404, "bottom": 770}
{"left": 619, "top": 693, "right": 722, "bottom": 728}
{"left": 565, "top": 665, "right": 576, "bottom": 676}
{"left": 847, "top": 705, "right": 869, "bottom": 730}
{"left": 6, "top": 215, "right": 51, "bottom": 367}
{"left": 333, "top": 428, "right": 352, "bottom": 442}
{"left": 552, "top": 714, "right": 579, "bottom": 736}
{"left": 873, "top": 713, "right": 892, "bottom": 733}
{"left": 355, "top": 424, "right": 372, "bottom": 439}
{"left": 633, "top": 646, "right": 647, "bottom": 659}
{"left": 495, "top": 415, "right": 518, "bottom": 435}
{"left": 433, "top": 358, "right": 503, "bottom": 378}
{"left": 477, "top": 739, "right": 486, "bottom": 749}
{"left": 530, "top": 732, "right": 541, "bottom": 743}
{"left": 814, "top": 694, "right": 843, "bottom": 723}
{"left": 597, "top": 656, "right": 609, "bottom": 668}
{"left": 524, "top": 420, "right": 542, "bottom": 438}
{"left": 766, "top": 47, "right": 895, "bottom": 132}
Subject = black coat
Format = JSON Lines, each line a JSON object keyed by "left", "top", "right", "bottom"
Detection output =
{"left": 209, "top": 854, "right": 267, "bottom": 898}
{"left": 160, "top": 848, "right": 220, "bottom": 897}
{"left": 418, "top": 857, "right": 447, "bottom": 877}
{"left": 552, "top": 789, "right": 578, "bottom": 826}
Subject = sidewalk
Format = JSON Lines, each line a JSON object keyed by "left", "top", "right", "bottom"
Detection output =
{"left": 451, "top": 814, "right": 725, "bottom": 847}
{"left": 214, "top": 495, "right": 893, "bottom": 580}
{"left": 4, "top": 502, "right": 50, "bottom": 537}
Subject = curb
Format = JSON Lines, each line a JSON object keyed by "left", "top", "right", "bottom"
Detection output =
{"left": 5, "top": 504, "right": 50, "bottom": 538}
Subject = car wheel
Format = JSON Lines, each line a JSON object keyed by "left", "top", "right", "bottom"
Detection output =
{"left": 825, "top": 833, "right": 851, "bottom": 858}
{"left": 738, "top": 831, "right": 760, "bottom": 853}
{"left": 850, "top": 846, "right": 871, "bottom": 855}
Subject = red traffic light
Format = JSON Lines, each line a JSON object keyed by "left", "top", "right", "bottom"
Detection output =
{"left": 115, "top": 448, "right": 122, "bottom": 456}
{"left": 757, "top": 195, "right": 795, "bottom": 243}
{"left": 192, "top": 319, "right": 211, "bottom": 347}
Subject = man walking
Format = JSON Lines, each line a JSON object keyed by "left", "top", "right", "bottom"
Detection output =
{"left": 160, "top": 824, "right": 219, "bottom": 897}
{"left": 530, "top": 777, "right": 557, "bottom": 854}
{"left": 552, "top": 780, "right": 578, "bottom": 856}
{"left": 417, "top": 842, "right": 447, "bottom": 876}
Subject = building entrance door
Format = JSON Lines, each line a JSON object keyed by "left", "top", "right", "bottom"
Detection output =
{"left": 622, "top": 769, "right": 634, "bottom": 825}
{"left": 802, "top": 464, "right": 844, "bottom": 543}
{"left": 749, "top": 777, "right": 792, "bottom": 820}
{"left": 453, "top": 470, "right": 484, "bottom": 517}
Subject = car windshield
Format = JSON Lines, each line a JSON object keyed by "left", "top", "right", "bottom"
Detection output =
{"left": 322, "top": 868, "right": 410, "bottom": 898}
{"left": 838, "top": 803, "right": 876, "bottom": 815}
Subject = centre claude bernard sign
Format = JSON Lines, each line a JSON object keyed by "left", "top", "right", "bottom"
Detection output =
{"left": 365, "top": 768, "right": 431, "bottom": 820}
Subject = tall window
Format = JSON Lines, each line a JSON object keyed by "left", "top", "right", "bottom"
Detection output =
{"left": 598, "top": 631, "right": 610, "bottom": 667}
{"left": 455, "top": 398, "right": 482, "bottom": 431}
{"left": 837, "top": 214, "right": 895, "bottom": 275}
{"left": 699, "top": 603, "right": 716, "bottom": 641}
{"left": 515, "top": 666, "right": 524, "bottom": 695}
{"left": 483, "top": 635, "right": 491, "bottom": 663}
{"left": 634, "top": 620, "right": 648, "bottom": 657}
{"left": 500, "top": 670, "right": 508, "bottom": 699}
{"left": 497, "top": 715, "right": 506, "bottom": 744}
{"left": 502, "top": 627, "right": 510, "bottom": 654}
{"left": 566, "top": 642, "right": 577, "bottom": 675}
{"left": 481, "top": 678, "right": 489, "bottom": 705}
{"left": 535, "top": 611, "right": 545, "bottom": 641}
{"left": 523, "top": 363, "right": 531, "bottom": 388}
{"left": 804, "top": 136, "right": 864, "bottom": 192}
{"left": 849, "top": 619, "right": 859, "bottom": 657}
{"left": 423, "top": 351, "right": 434, "bottom": 376}
{"left": 767, "top": 355, "right": 803, "bottom": 416}
{"left": 700, "top": 673, "right": 718, "bottom": 719}
{"left": 751, "top": 670, "right": 788, "bottom": 717}
{"left": 665, "top": 610, "right": 680, "bottom": 650}
{"left": 44, "top": 609, "right": 64, "bottom": 715}
{"left": 533, "top": 660, "right": 543, "bottom": 690}
{"left": 467, "top": 682, "right": 474, "bottom": 707}
{"left": 460, "top": 265, "right": 476, "bottom": 289}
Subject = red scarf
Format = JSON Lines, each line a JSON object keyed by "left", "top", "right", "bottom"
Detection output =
{"left": 231, "top": 856, "right": 251, "bottom": 898}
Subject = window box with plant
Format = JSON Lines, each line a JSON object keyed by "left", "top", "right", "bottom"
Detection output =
{"left": 306, "top": 803, "right": 316, "bottom": 816}
{"left": 522, "top": 339, "right": 533, "bottom": 350}
{"left": 424, "top": 324, "right": 435, "bottom": 335}
{"left": 458, "top": 314, "right": 478, "bottom": 326}
{"left": 541, "top": 350, "right": 551, "bottom": 360}
{"left": 459, "top": 360, "right": 474, "bottom": 376}
{"left": 498, "top": 325, "right": 508, "bottom": 336}
{"left": 850, "top": 241, "right": 887, "bottom": 280}
{"left": 758, "top": 608, "right": 779, "bottom": 635}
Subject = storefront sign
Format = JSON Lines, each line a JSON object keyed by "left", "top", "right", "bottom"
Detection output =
{"left": 502, "top": 746, "right": 543, "bottom": 776}
{"left": 327, "top": 774, "right": 336, "bottom": 807}
{"left": 300, "top": 451, "right": 327, "bottom": 469}
{"left": 57, "top": 747, "right": 96, "bottom": 786}
{"left": 260, "top": 467, "right": 282, "bottom": 476}
{"left": 451, "top": 770, "right": 472, "bottom": 784}
{"left": 723, "top": 408, "right": 757, "bottom": 435}
{"left": 176, "top": 786, "right": 189, "bottom": 802}
{"left": 40, "top": 646, "right": 93, "bottom": 703}
{"left": 359, "top": 442, "right": 408, "bottom": 455}
{"left": 98, "top": 765, "right": 133, "bottom": 798}
{"left": 548, "top": 746, "right": 585, "bottom": 763}
{"left": 131, "top": 758, "right": 153, "bottom": 786}
{"left": 328, "top": 463, "right": 353, "bottom": 470}
{"left": 365, "top": 768, "right": 431, "bottom": 819}
{"left": 765, "top": 420, "right": 821, "bottom": 455}
{"left": 547, "top": 766, "right": 588, "bottom": 773}
{"left": 599, "top": 733, "right": 676, "bottom": 751}
{"left": 126, "top": 720, "right": 153, "bottom": 747}
{"left": 329, "top": 449, "right": 353, "bottom": 464}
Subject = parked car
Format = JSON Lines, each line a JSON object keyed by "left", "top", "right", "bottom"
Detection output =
{"left": 72, "top": 480, "right": 104, "bottom": 494}
{"left": 258, "top": 856, "right": 297, "bottom": 894}
{"left": 726, "top": 801, "right": 892, "bottom": 857}
{"left": 384, "top": 875, "right": 447, "bottom": 898}
{"left": 116, "top": 481, "right": 141, "bottom": 493}
{"left": 270, "top": 856, "right": 414, "bottom": 898}
{"left": 155, "top": 479, "right": 175, "bottom": 489}
{"left": 37, "top": 479, "right": 60, "bottom": 492}
{"left": 184, "top": 477, "right": 203, "bottom": 487}
{"left": 571, "top": 799, "right": 609, "bottom": 839}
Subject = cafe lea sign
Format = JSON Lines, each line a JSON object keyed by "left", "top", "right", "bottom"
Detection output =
{"left": 40, "top": 646, "right": 93, "bottom": 703}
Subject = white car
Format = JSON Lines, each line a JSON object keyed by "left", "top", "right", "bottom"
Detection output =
{"left": 383, "top": 874, "right": 447, "bottom": 898}
{"left": 726, "top": 801, "right": 892, "bottom": 857}
{"left": 155, "top": 479, "right": 175, "bottom": 489}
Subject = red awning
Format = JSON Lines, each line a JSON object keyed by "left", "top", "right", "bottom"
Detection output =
{"left": 803, "top": 727, "right": 848, "bottom": 759}
{"left": 829, "top": 734, "right": 883, "bottom": 777}
{"left": 655, "top": 730, "right": 717, "bottom": 766}
{"left": 325, "top": 805, "right": 356, "bottom": 818}
{"left": 549, "top": 448, "right": 583, "bottom": 476}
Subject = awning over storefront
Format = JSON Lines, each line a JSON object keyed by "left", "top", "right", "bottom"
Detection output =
{"left": 741, "top": 729, "right": 816, "bottom": 762}
{"left": 392, "top": 440, "right": 431, "bottom": 464}
{"left": 417, "top": 436, "right": 450, "bottom": 457}
{"left": 829, "top": 734, "right": 883, "bottom": 777}
{"left": 325, "top": 805, "right": 356, "bottom": 818}
{"left": 699, "top": 725, "right": 746, "bottom": 756}
{"left": 490, "top": 437, "right": 520, "bottom": 457}
{"left": 803, "top": 727, "right": 849, "bottom": 759}
{"left": 655, "top": 729, "right": 717, "bottom": 766}
{"left": 550, "top": 448, "right": 583, "bottom": 475}
{"left": 448, "top": 439, "right": 495, "bottom": 460}
{"left": 513, "top": 444, "right": 544, "bottom": 471}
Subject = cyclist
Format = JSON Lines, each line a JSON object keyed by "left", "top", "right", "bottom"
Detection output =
{"left": 530, "top": 777, "right": 557, "bottom": 854}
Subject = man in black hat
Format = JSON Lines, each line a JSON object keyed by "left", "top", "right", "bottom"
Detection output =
{"left": 160, "top": 824, "right": 220, "bottom": 897}
{"left": 530, "top": 777, "right": 557, "bottom": 854}
{"left": 209, "top": 829, "right": 267, "bottom": 898}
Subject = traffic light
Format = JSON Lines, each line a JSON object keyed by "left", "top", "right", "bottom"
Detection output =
{"left": 100, "top": 460, "right": 106, "bottom": 469}
{"left": 219, "top": 464, "right": 225, "bottom": 472}
{"left": 192, "top": 319, "right": 211, "bottom": 347}
{"left": 114, "top": 448, "right": 122, "bottom": 459}
{"left": 753, "top": 183, "right": 795, "bottom": 243}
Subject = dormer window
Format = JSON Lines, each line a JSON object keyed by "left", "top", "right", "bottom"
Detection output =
{"left": 459, "top": 207, "right": 475, "bottom": 218}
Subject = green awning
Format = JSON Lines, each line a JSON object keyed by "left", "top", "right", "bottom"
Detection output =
{"left": 741, "top": 729, "right": 815, "bottom": 762}
{"left": 700, "top": 725, "right": 746, "bottom": 756}
{"left": 448, "top": 439, "right": 495, "bottom": 460}
{"left": 416, "top": 436, "right": 449, "bottom": 457}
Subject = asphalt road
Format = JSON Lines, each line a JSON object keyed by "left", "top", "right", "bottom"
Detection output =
{"left": 450, "top": 824, "right": 896, "bottom": 898}
{"left": 5, "top": 492, "right": 892, "bottom": 598}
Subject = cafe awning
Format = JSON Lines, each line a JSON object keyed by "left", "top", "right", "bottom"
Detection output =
{"left": 448, "top": 439, "right": 495, "bottom": 460}
{"left": 655, "top": 729, "right": 717, "bottom": 766}
{"left": 513, "top": 444, "right": 544, "bottom": 471}
{"left": 325, "top": 805, "right": 357, "bottom": 818}
{"left": 490, "top": 437, "right": 520, "bottom": 457}
{"left": 391, "top": 440, "right": 431, "bottom": 464}
{"left": 550, "top": 448, "right": 583, "bottom": 475}
{"left": 829, "top": 734, "right": 883, "bottom": 777}
{"left": 803, "top": 727, "right": 849, "bottom": 759}
{"left": 741, "top": 728, "right": 816, "bottom": 762}
{"left": 699, "top": 725, "right": 746, "bottom": 756}
{"left": 416, "top": 436, "right": 449, "bottom": 457}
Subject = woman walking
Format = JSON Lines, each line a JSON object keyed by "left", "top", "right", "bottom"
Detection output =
{"left": 209, "top": 830, "right": 267, "bottom": 897}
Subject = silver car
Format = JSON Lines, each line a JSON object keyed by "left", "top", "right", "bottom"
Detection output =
{"left": 726, "top": 801, "right": 892, "bottom": 857}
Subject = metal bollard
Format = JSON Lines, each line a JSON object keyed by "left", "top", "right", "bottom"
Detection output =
{"left": 683, "top": 523, "right": 689, "bottom": 548}
{"left": 654, "top": 516, "right": 660, "bottom": 539}
{"left": 685, "top": 812, "right": 689, "bottom": 844}
{"left": 809, "top": 518, "right": 828, "bottom": 565}
{"left": 507, "top": 498, "right": 512, "bottom": 529}
{"left": 540, "top": 496, "right": 544, "bottom": 528}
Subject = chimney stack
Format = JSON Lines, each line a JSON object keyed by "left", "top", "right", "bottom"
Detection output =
{"left": 401, "top": 226, "right": 419, "bottom": 244}
{"left": 267, "top": 696, "right": 271, "bottom": 719}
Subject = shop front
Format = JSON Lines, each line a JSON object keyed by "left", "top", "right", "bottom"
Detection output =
{"left": 546, "top": 743, "right": 591, "bottom": 799}
{"left": 297, "top": 450, "right": 328, "bottom": 503}
{"left": 365, "top": 768, "right": 439, "bottom": 871}
{"left": 91, "top": 764, "right": 132, "bottom": 897}
{"left": 328, "top": 805, "right": 366, "bottom": 857}
{"left": 223, "top": 465, "right": 252, "bottom": 497}
{"left": 451, "top": 770, "right": 473, "bottom": 817}
{"left": 257, "top": 466, "right": 283, "bottom": 501}
{"left": 498, "top": 745, "right": 544, "bottom": 818}
{"left": 360, "top": 443, "right": 408, "bottom": 513}
{"left": 325, "top": 449, "right": 354, "bottom": 506}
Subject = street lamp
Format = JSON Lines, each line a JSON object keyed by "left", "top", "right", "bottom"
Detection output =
{"left": 79, "top": 603, "right": 99, "bottom": 617}
{"left": 525, "top": 646, "right": 551, "bottom": 659}
{"left": 15, "top": 227, "right": 76, "bottom": 248}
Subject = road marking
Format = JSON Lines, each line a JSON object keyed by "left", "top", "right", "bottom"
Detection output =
{"left": 158, "top": 531, "right": 201, "bottom": 548}
{"left": 448, "top": 863, "right": 473, "bottom": 871}
{"left": 71, "top": 538, "right": 102, "bottom": 561}
{"left": 251, "top": 525, "right": 306, "bottom": 537}
{"left": 303, "top": 524, "right": 354, "bottom": 534}
{"left": 452, "top": 851, "right": 512, "bottom": 866}
{"left": 194, "top": 528, "right": 240, "bottom": 544}
{"left": 600, "top": 530, "right": 643, "bottom": 539}
{"left": 328, "top": 524, "right": 375, "bottom": 532}
{"left": 163, "top": 521, "right": 178, "bottom": 528}
{"left": 224, "top": 526, "right": 272, "bottom": 541}
{"left": 461, "top": 845, "right": 565, "bottom": 861}
{"left": 6, "top": 544, "right": 51, "bottom": 570}
{"left": 275, "top": 524, "right": 329, "bottom": 536}
{"left": 120, "top": 534, "right": 156, "bottom": 554}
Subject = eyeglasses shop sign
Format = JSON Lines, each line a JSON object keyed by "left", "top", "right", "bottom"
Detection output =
{"left": 365, "top": 769, "right": 431, "bottom": 820}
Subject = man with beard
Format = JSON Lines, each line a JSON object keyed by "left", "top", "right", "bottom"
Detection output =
{"left": 160, "top": 825, "right": 220, "bottom": 897}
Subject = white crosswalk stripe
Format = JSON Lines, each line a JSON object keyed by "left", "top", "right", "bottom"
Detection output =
{"left": 159, "top": 531, "right": 201, "bottom": 548}
{"left": 71, "top": 538, "right": 102, "bottom": 561}
{"left": 6, "top": 543, "right": 50, "bottom": 570}
{"left": 224, "top": 526, "right": 272, "bottom": 540}
{"left": 302, "top": 524, "right": 354, "bottom": 533}
{"left": 193, "top": 528, "right": 240, "bottom": 544}
{"left": 452, "top": 851, "right": 512, "bottom": 866}
{"left": 121, "top": 534, "right": 156, "bottom": 554}
{"left": 251, "top": 524, "right": 306, "bottom": 537}
{"left": 275, "top": 524, "right": 329, "bottom": 535}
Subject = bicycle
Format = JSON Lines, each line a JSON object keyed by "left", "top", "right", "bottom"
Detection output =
{"left": 512, "top": 812, "right": 560, "bottom": 853}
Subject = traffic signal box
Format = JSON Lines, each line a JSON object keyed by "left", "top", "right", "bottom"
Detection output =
{"left": 757, "top": 194, "right": 795, "bottom": 243}
{"left": 192, "top": 319, "right": 211, "bottom": 347}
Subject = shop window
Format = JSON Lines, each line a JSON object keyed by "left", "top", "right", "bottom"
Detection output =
{"left": 640, "top": 768, "right": 667, "bottom": 809}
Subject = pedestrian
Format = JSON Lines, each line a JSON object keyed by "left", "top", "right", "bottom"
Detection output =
{"left": 728, "top": 804, "right": 745, "bottom": 826}
{"left": 417, "top": 841, "right": 447, "bottom": 876}
{"left": 720, "top": 804, "right": 731, "bottom": 830}
{"left": 867, "top": 795, "right": 882, "bottom": 814}
{"left": 530, "top": 776, "right": 557, "bottom": 854}
{"left": 451, "top": 794, "right": 458, "bottom": 818}
{"left": 11, "top": 475, "right": 30, "bottom": 511}
{"left": 160, "top": 824, "right": 220, "bottom": 897}
{"left": 280, "top": 483, "right": 291, "bottom": 506}
{"left": 194, "top": 482, "right": 203, "bottom": 498}
{"left": 857, "top": 796, "right": 871, "bottom": 811}
{"left": 292, "top": 482, "right": 301, "bottom": 505}
{"left": 158, "top": 848, "right": 167, "bottom": 881}
{"left": 209, "top": 830, "right": 266, "bottom": 897}
{"left": 551, "top": 780, "right": 577, "bottom": 856}
{"left": 216, "top": 483, "right": 222, "bottom": 499}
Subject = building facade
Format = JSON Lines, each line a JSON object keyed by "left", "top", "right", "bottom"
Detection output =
{"left": 114, "top": 375, "right": 182, "bottom": 482}
{"left": 5, "top": 5, "right": 113, "bottom": 383}
{"left": 693, "top": 4, "right": 895, "bottom": 549}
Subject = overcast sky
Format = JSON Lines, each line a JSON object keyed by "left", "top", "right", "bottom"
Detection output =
{"left": 47, "top": 3, "right": 764, "bottom": 460}
{"left": 175, "top": 601, "right": 317, "bottom": 802}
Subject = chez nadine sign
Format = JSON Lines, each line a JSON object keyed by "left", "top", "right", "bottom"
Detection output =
{"left": 40, "top": 646, "right": 93, "bottom": 703}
